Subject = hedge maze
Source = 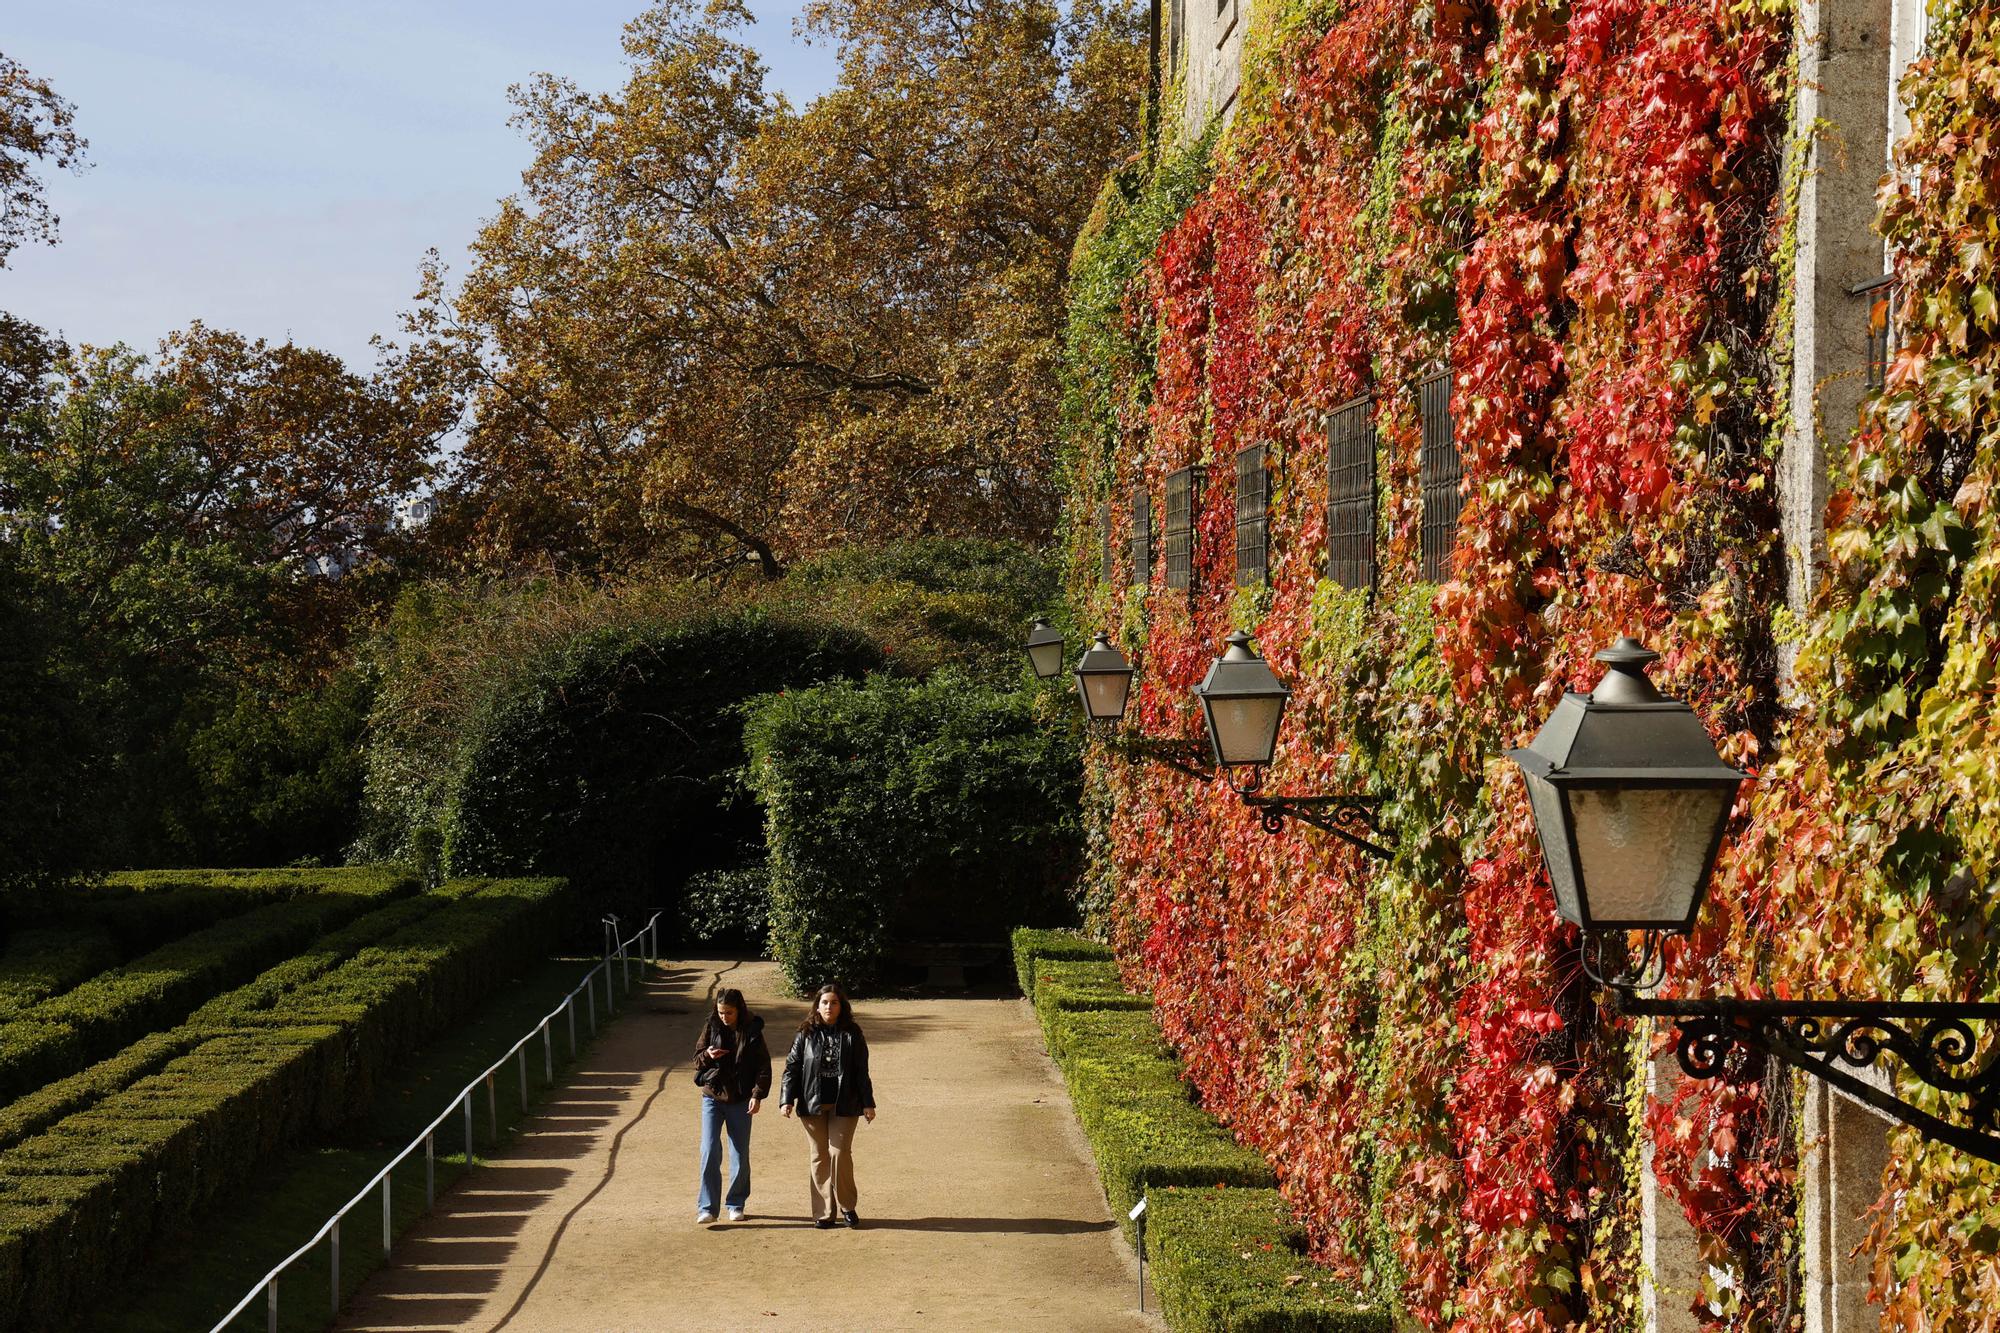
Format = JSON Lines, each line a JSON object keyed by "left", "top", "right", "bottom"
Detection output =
{"left": 0, "top": 869, "right": 571, "bottom": 1331}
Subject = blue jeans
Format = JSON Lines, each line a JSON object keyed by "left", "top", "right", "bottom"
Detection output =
{"left": 697, "top": 1095, "right": 752, "bottom": 1213}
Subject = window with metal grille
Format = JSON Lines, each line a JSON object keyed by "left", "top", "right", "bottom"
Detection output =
{"left": 1419, "top": 368, "right": 1461, "bottom": 583}
{"left": 1234, "top": 444, "right": 1268, "bottom": 587}
{"left": 1099, "top": 501, "right": 1114, "bottom": 583}
{"left": 1854, "top": 275, "right": 1899, "bottom": 395}
{"left": 1130, "top": 485, "right": 1152, "bottom": 586}
{"left": 1325, "top": 394, "right": 1376, "bottom": 593}
{"left": 1164, "top": 465, "right": 1204, "bottom": 590}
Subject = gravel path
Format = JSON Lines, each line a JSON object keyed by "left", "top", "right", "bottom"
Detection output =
{"left": 333, "top": 958, "right": 1162, "bottom": 1332}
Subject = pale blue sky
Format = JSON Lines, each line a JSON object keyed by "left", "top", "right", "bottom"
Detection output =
{"left": 2, "top": 1, "right": 841, "bottom": 372}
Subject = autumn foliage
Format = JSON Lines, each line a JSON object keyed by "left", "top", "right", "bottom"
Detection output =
{"left": 1064, "top": 0, "right": 2000, "bottom": 1324}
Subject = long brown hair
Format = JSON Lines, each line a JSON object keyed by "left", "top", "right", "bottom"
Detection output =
{"left": 706, "top": 987, "right": 753, "bottom": 1043}
{"left": 798, "top": 983, "right": 858, "bottom": 1035}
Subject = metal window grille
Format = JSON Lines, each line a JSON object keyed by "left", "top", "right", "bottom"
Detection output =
{"left": 1419, "top": 369, "right": 1461, "bottom": 584}
{"left": 1099, "top": 502, "right": 1114, "bottom": 583}
{"left": 1130, "top": 485, "right": 1153, "bottom": 586}
{"left": 1854, "top": 275, "right": 1899, "bottom": 394}
{"left": 1234, "top": 444, "right": 1268, "bottom": 587}
{"left": 1164, "top": 465, "right": 1204, "bottom": 590}
{"left": 1326, "top": 394, "right": 1376, "bottom": 593}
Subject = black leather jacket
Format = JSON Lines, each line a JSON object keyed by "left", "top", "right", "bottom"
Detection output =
{"left": 779, "top": 1024, "right": 875, "bottom": 1116}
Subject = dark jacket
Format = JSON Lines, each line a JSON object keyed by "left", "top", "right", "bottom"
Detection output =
{"left": 779, "top": 1023, "right": 874, "bottom": 1116}
{"left": 694, "top": 1014, "right": 773, "bottom": 1104}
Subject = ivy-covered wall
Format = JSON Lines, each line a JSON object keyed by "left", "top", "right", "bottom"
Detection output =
{"left": 1060, "top": 0, "right": 2000, "bottom": 1323}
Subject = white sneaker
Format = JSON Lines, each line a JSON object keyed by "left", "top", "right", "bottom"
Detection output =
{"left": 697, "top": 1210, "right": 716, "bottom": 1224}
{"left": 725, "top": 1207, "right": 746, "bottom": 1221}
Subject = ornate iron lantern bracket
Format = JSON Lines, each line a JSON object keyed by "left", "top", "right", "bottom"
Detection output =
{"left": 1622, "top": 994, "right": 2000, "bottom": 1165}
{"left": 1105, "top": 734, "right": 1214, "bottom": 781}
{"left": 1224, "top": 767, "right": 1391, "bottom": 860}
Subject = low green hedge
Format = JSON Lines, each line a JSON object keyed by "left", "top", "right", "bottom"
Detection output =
{"left": 1148, "top": 1187, "right": 1391, "bottom": 1331}
{"left": 0, "top": 889, "right": 457, "bottom": 1152}
{"left": 1014, "top": 931, "right": 1384, "bottom": 1331}
{"left": 56, "top": 868, "right": 348, "bottom": 953}
{"left": 0, "top": 868, "right": 418, "bottom": 1103}
{"left": 1011, "top": 925, "right": 1114, "bottom": 998}
{"left": 0, "top": 927, "right": 119, "bottom": 1024}
{"left": 0, "top": 876, "right": 570, "bottom": 1333}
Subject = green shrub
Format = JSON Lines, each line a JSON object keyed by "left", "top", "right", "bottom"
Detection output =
{"left": 1011, "top": 932, "right": 1382, "bottom": 1330}
{"left": 1148, "top": 1187, "right": 1390, "bottom": 1331}
{"left": 680, "top": 866, "right": 771, "bottom": 948}
{"left": 0, "top": 868, "right": 416, "bottom": 1102}
{"left": 1011, "top": 925, "right": 1114, "bottom": 998}
{"left": 365, "top": 595, "right": 881, "bottom": 917}
{"left": 0, "top": 1031, "right": 201, "bottom": 1152}
{"left": 0, "top": 876, "right": 570, "bottom": 1332}
{"left": 0, "top": 927, "right": 119, "bottom": 1023}
{"left": 44, "top": 868, "right": 345, "bottom": 954}
{"left": 773, "top": 538, "right": 1058, "bottom": 684}
{"left": 748, "top": 672, "right": 1082, "bottom": 993}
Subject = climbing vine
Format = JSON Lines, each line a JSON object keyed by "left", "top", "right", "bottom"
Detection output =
{"left": 1051, "top": 0, "right": 2000, "bottom": 1325}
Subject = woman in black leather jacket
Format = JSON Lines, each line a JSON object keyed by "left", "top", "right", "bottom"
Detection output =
{"left": 779, "top": 983, "right": 876, "bottom": 1228}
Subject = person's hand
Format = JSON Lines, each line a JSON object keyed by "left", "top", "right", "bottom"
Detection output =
{"left": 707, "top": 1045, "right": 728, "bottom": 1058}
{"left": 748, "top": 1097, "right": 762, "bottom": 1115}
{"left": 863, "top": 1108, "right": 876, "bottom": 1123}
{"left": 781, "top": 1104, "right": 794, "bottom": 1119}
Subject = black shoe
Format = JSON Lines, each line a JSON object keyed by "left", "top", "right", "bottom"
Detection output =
{"left": 842, "top": 1209, "right": 860, "bottom": 1228}
{"left": 814, "top": 1217, "right": 837, "bottom": 1229}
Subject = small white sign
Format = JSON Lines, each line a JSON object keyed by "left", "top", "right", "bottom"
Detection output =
{"left": 1129, "top": 1197, "right": 1147, "bottom": 1221}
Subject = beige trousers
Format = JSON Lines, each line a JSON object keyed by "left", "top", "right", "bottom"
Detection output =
{"left": 798, "top": 1111, "right": 860, "bottom": 1219}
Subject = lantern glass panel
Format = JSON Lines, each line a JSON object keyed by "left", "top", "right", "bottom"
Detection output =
{"left": 1027, "top": 640, "right": 1065, "bottom": 679}
{"left": 1568, "top": 784, "right": 1735, "bottom": 927}
{"left": 1078, "top": 670, "right": 1132, "bottom": 722}
{"left": 1523, "top": 771, "right": 1583, "bottom": 924}
{"left": 1205, "top": 695, "right": 1284, "bottom": 766}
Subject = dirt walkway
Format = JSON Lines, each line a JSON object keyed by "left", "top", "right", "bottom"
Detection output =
{"left": 333, "top": 959, "right": 1162, "bottom": 1332}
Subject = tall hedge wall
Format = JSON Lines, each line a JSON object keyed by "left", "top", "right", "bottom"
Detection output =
{"left": 1063, "top": 0, "right": 2000, "bottom": 1324}
{"left": 745, "top": 673, "right": 1083, "bottom": 992}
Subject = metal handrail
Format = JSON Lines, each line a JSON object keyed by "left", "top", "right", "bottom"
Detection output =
{"left": 208, "top": 910, "right": 663, "bottom": 1333}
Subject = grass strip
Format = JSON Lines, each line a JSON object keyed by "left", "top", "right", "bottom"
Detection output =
{"left": 1012, "top": 929, "right": 1386, "bottom": 1332}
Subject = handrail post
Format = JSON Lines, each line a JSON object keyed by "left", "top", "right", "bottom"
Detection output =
{"left": 464, "top": 1092, "right": 474, "bottom": 1167}
{"left": 485, "top": 1072, "right": 497, "bottom": 1139}
{"left": 382, "top": 1173, "right": 392, "bottom": 1255}
{"left": 567, "top": 995, "right": 577, "bottom": 1055}
{"left": 267, "top": 1278, "right": 277, "bottom": 1333}
{"left": 425, "top": 1132, "right": 434, "bottom": 1205}
{"left": 543, "top": 1020, "right": 553, "bottom": 1083}
{"left": 518, "top": 1046, "right": 529, "bottom": 1112}
{"left": 330, "top": 1215, "right": 341, "bottom": 1317}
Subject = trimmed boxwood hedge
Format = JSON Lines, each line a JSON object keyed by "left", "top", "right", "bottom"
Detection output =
{"left": 0, "top": 868, "right": 418, "bottom": 1103}
{"left": 1011, "top": 926, "right": 1114, "bottom": 998}
{"left": 748, "top": 675, "right": 1082, "bottom": 993}
{"left": 1148, "top": 1187, "right": 1391, "bottom": 1332}
{"left": 1012, "top": 930, "right": 1384, "bottom": 1331}
{"left": 0, "top": 927, "right": 119, "bottom": 1024}
{"left": 0, "top": 887, "right": 460, "bottom": 1153}
{"left": 0, "top": 876, "right": 570, "bottom": 1333}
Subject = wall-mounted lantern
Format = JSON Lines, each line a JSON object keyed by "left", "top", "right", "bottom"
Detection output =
{"left": 1024, "top": 623, "right": 1210, "bottom": 778}
{"left": 1074, "top": 631, "right": 1136, "bottom": 722}
{"left": 1026, "top": 618, "right": 1067, "bottom": 680}
{"left": 1192, "top": 631, "right": 1391, "bottom": 861}
{"left": 1510, "top": 635, "right": 2000, "bottom": 1165}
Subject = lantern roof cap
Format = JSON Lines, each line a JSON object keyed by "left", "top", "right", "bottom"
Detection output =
{"left": 1193, "top": 630, "right": 1291, "bottom": 702}
{"left": 1026, "top": 617, "right": 1063, "bottom": 647}
{"left": 1076, "top": 631, "right": 1132, "bottom": 676}
{"left": 1506, "top": 635, "right": 1748, "bottom": 786}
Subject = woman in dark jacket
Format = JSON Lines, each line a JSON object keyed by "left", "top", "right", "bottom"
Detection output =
{"left": 693, "top": 987, "right": 773, "bottom": 1223}
{"left": 778, "top": 983, "right": 876, "bottom": 1228}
